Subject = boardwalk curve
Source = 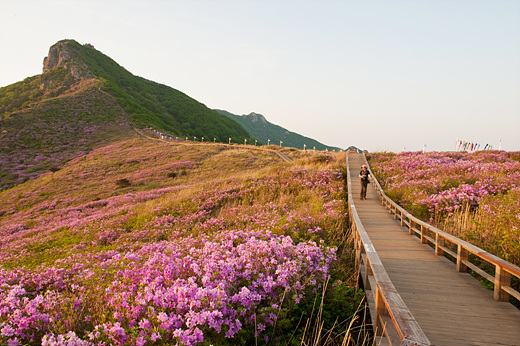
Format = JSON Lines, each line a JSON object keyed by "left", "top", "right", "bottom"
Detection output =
{"left": 347, "top": 151, "right": 520, "bottom": 346}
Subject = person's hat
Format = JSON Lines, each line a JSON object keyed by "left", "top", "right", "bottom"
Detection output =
{"left": 362, "top": 165, "right": 367, "bottom": 168}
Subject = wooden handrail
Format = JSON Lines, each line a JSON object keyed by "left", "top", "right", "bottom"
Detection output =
{"left": 363, "top": 154, "right": 520, "bottom": 303}
{"left": 346, "top": 152, "right": 431, "bottom": 346}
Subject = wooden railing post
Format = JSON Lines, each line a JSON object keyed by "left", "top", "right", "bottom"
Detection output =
{"left": 364, "top": 257, "right": 372, "bottom": 291}
{"left": 355, "top": 236, "right": 362, "bottom": 268}
{"left": 494, "top": 265, "right": 511, "bottom": 302}
{"left": 409, "top": 219, "right": 414, "bottom": 235}
{"left": 435, "top": 233, "right": 444, "bottom": 256}
{"left": 375, "top": 285, "right": 385, "bottom": 336}
{"left": 354, "top": 236, "right": 359, "bottom": 265}
{"left": 457, "top": 244, "right": 468, "bottom": 272}
{"left": 400, "top": 210, "right": 405, "bottom": 227}
{"left": 420, "top": 225, "right": 427, "bottom": 244}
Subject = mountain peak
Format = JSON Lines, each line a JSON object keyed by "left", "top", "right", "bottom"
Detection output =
{"left": 245, "top": 112, "right": 268, "bottom": 124}
{"left": 217, "top": 109, "right": 341, "bottom": 151}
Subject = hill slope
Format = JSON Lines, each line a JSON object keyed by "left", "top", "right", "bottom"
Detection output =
{"left": 0, "top": 76, "right": 135, "bottom": 190}
{"left": 0, "top": 139, "right": 361, "bottom": 345}
{"left": 0, "top": 39, "right": 251, "bottom": 190}
{"left": 71, "top": 40, "right": 249, "bottom": 140}
{"left": 216, "top": 109, "right": 341, "bottom": 151}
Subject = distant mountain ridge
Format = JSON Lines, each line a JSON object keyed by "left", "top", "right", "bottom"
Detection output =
{"left": 216, "top": 110, "right": 341, "bottom": 151}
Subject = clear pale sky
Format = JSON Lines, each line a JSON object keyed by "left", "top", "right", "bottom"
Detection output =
{"left": 1, "top": 0, "right": 519, "bottom": 152}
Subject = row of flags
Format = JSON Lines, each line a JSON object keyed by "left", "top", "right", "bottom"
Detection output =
{"left": 456, "top": 140, "right": 493, "bottom": 152}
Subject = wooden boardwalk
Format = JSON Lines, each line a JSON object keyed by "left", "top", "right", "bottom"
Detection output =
{"left": 348, "top": 153, "right": 520, "bottom": 346}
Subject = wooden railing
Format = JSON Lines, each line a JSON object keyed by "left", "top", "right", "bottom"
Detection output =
{"left": 362, "top": 154, "right": 520, "bottom": 304}
{"left": 346, "top": 152, "right": 431, "bottom": 346}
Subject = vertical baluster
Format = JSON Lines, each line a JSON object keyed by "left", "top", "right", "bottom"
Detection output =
{"left": 435, "top": 233, "right": 444, "bottom": 256}
{"left": 494, "top": 265, "right": 511, "bottom": 302}
{"left": 375, "top": 285, "right": 385, "bottom": 336}
{"left": 364, "top": 256, "right": 372, "bottom": 291}
{"left": 421, "top": 224, "right": 427, "bottom": 244}
{"left": 457, "top": 244, "right": 468, "bottom": 272}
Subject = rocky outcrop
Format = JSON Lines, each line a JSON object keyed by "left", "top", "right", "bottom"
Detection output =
{"left": 40, "top": 40, "right": 93, "bottom": 89}
{"left": 42, "top": 40, "right": 73, "bottom": 73}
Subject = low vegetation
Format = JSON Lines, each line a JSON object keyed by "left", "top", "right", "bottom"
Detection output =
{"left": 0, "top": 140, "right": 367, "bottom": 345}
{"left": 0, "top": 86, "right": 135, "bottom": 190}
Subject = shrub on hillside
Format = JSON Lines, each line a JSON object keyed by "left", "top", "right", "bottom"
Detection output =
{"left": 115, "top": 178, "right": 131, "bottom": 188}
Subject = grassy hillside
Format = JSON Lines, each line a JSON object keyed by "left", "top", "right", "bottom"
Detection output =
{"left": 0, "top": 66, "right": 87, "bottom": 120}
{"left": 0, "top": 79, "right": 135, "bottom": 190}
{"left": 0, "top": 39, "right": 252, "bottom": 190}
{"left": 0, "top": 140, "right": 366, "bottom": 345}
{"left": 71, "top": 41, "right": 250, "bottom": 141}
{"left": 216, "top": 109, "right": 342, "bottom": 151}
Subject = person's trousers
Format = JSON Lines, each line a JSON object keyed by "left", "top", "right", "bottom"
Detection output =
{"left": 360, "top": 181, "right": 368, "bottom": 199}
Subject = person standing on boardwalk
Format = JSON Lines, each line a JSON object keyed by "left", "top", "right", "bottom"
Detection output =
{"left": 359, "top": 164, "right": 371, "bottom": 200}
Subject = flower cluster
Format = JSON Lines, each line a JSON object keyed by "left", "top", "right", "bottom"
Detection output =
{"left": 368, "top": 151, "right": 520, "bottom": 217}
{"left": 0, "top": 230, "right": 335, "bottom": 345}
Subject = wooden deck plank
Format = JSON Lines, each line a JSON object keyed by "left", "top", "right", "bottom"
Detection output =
{"left": 348, "top": 153, "right": 520, "bottom": 346}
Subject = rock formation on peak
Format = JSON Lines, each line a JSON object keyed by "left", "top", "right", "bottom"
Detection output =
{"left": 42, "top": 40, "right": 73, "bottom": 73}
{"left": 40, "top": 40, "right": 93, "bottom": 88}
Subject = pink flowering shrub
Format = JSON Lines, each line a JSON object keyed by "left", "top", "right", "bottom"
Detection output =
{"left": 463, "top": 189, "right": 520, "bottom": 264}
{"left": 368, "top": 151, "right": 520, "bottom": 264}
{"left": 368, "top": 151, "right": 519, "bottom": 216}
{"left": 0, "top": 231, "right": 334, "bottom": 345}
